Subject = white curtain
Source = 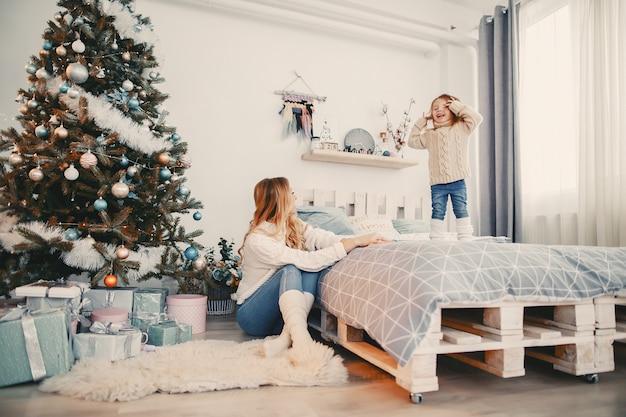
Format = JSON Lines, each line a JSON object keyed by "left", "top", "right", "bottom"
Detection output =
{"left": 518, "top": 0, "right": 626, "bottom": 246}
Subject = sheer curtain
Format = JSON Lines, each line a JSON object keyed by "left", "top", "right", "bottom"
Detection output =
{"left": 517, "top": 0, "right": 626, "bottom": 246}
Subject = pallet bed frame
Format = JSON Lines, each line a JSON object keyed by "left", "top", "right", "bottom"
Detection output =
{"left": 295, "top": 188, "right": 626, "bottom": 404}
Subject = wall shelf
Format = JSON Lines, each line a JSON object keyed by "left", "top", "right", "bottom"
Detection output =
{"left": 301, "top": 149, "right": 419, "bottom": 169}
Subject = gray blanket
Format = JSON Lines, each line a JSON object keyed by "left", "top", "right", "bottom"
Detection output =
{"left": 319, "top": 240, "right": 626, "bottom": 366}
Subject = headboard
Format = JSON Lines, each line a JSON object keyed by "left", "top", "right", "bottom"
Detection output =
{"left": 293, "top": 188, "right": 424, "bottom": 220}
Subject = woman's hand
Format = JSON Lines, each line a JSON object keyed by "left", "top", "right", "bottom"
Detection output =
{"left": 341, "top": 233, "right": 391, "bottom": 253}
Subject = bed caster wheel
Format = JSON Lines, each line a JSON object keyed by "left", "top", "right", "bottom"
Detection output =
{"left": 410, "top": 393, "right": 423, "bottom": 404}
{"left": 585, "top": 373, "right": 599, "bottom": 384}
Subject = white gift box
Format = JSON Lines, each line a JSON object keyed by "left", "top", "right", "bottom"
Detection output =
{"left": 82, "top": 287, "right": 137, "bottom": 314}
{"left": 73, "top": 329, "right": 142, "bottom": 361}
{"left": 15, "top": 280, "right": 90, "bottom": 299}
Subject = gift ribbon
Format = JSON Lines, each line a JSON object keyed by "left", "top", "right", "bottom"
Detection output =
{"left": 21, "top": 312, "right": 48, "bottom": 381}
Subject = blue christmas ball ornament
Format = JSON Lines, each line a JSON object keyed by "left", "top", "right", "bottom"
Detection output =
{"left": 93, "top": 197, "right": 108, "bottom": 211}
{"left": 178, "top": 186, "right": 190, "bottom": 196}
{"left": 170, "top": 133, "right": 180, "bottom": 143}
{"left": 35, "top": 125, "right": 49, "bottom": 138}
{"left": 184, "top": 246, "right": 199, "bottom": 261}
{"left": 64, "top": 228, "right": 80, "bottom": 241}
{"left": 159, "top": 167, "right": 172, "bottom": 180}
{"left": 96, "top": 134, "right": 106, "bottom": 144}
{"left": 59, "top": 82, "right": 70, "bottom": 93}
{"left": 43, "top": 40, "right": 53, "bottom": 50}
{"left": 128, "top": 98, "right": 139, "bottom": 109}
{"left": 193, "top": 211, "right": 202, "bottom": 220}
{"left": 119, "top": 155, "right": 129, "bottom": 167}
{"left": 25, "top": 63, "right": 37, "bottom": 74}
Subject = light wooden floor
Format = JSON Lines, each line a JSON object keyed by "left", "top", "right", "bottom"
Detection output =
{"left": 1, "top": 313, "right": 625, "bottom": 417}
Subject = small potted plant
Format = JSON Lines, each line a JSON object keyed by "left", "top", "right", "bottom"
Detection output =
{"left": 206, "top": 238, "right": 242, "bottom": 315}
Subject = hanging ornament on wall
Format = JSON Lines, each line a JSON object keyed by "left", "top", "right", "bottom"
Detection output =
{"left": 79, "top": 150, "right": 97, "bottom": 169}
{"left": 66, "top": 62, "right": 89, "bottom": 84}
{"left": 64, "top": 163, "right": 79, "bottom": 181}
{"left": 111, "top": 181, "right": 130, "bottom": 199}
{"left": 29, "top": 167, "right": 44, "bottom": 182}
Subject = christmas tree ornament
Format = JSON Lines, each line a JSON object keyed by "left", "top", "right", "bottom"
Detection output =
{"left": 159, "top": 167, "right": 172, "bottom": 180}
{"left": 170, "top": 133, "right": 180, "bottom": 142}
{"left": 54, "top": 12, "right": 62, "bottom": 21}
{"left": 122, "top": 51, "right": 131, "bottom": 62}
{"left": 104, "top": 274, "right": 118, "bottom": 288}
{"left": 63, "top": 13, "right": 73, "bottom": 26}
{"left": 111, "top": 181, "right": 130, "bottom": 199}
{"left": 29, "top": 167, "right": 44, "bottom": 181}
{"left": 59, "top": 82, "right": 70, "bottom": 93}
{"left": 19, "top": 104, "right": 29, "bottom": 114}
{"left": 54, "top": 125, "right": 68, "bottom": 139}
{"left": 56, "top": 45, "right": 67, "bottom": 57}
{"left": 25, "top": 63, "right": 37, "bottom": 74}
{"left": 64, "top": 228, "right": 80, "bottom": 241}
{"left": 36, "top": 68, "right": 50, "bottom": 79}
{"left": 8, "top": 153, "right": 24, "bottom": 166}
{"left": 128, "top": 97, "right": 139, "bottom": 109}
{"left": 192, "top": 256, "right": 207, "bottom": 271}
{"left": 126, "top": 165, "right": 138, "bottom": 177}
{"left": 82, "top": 234, "right": 95, "bottom": 245}
{"left": 93, "top": 197, "right": 108, "bottom": 211}
{"left": 149, "top": 71, "right": 158, "bottom": 79}
{"left": 157, "top": 152, "right": 170, "bottom": 164}
{"left": 72, "top": 41, "right": 85, "bottom": 55}
{"left": 193, "top": 211, "right": 202, "bottom": 221}
{"left": 170, "top": 173, "right": 180, "bottom": 182}
{"left": 178, "top": 186, "right": 190, "bottom": 196}
{"left": 121, "top": 80, "right": 134, "bottom": 91}
{"left": 139, "top": 90, "right": 147, "bottom": 99}
{"left": 68, "top": 88, "right": 80, "bottom": 99}
{"left": 119, "top": 155, "right": 129, "bottom": 167}
{"left": 35, "top": 125, "right": 49, "bottom": 138}
{"left": 66, "top": 62, "right": 89, "bottom": 84}
{"left": 28, "top": 99, "right": 39, "bottom": 109}
{"left": 111, "top": 41, "right": 118, "bottom": 51}
{"left": 43, "top": 40, "right": 52, "bottom": 50}
{"left": 64, "top": 163, "right": 79, "bottom": 181}
{"left": 115, "top": 246, "right": 130, "bottom": 260}
{"left": 74, "top": 17, "right": 85, "bottom": 26}
{"left": 79, "top": 150, "right": 97, "bottom": 168}
{"left": 184, "top": 246, "right": 199, "bottom": 261}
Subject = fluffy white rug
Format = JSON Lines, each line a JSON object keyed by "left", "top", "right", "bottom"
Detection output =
{"left": 39, "top": 338, "right": 348, "bottom": 402}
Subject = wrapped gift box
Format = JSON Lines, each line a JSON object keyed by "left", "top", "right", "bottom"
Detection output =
{"left": 15, "top": 279, "right": 90, "bottom": 298}
{"left": 147, "top": 320, "right": 192, "bottom": 346}
{"left": 131, "top": 288, "right": 168, "bottom": 331}
{"left": 0, "top": 309, "right": 73, "bottom": 388}
{"left": 83, "top": 286, "right": 137, "bottom": 315}
{"left": 73, "top": 329, "right": 142, "bottom": 361}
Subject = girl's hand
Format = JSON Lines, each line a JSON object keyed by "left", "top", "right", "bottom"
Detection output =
{"left": 423, "top": 111, "right": 432, "bottom": 120}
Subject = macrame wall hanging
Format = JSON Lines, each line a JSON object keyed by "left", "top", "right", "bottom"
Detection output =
{"left": 275, "top": 71, "right": 326, "bottom": 140}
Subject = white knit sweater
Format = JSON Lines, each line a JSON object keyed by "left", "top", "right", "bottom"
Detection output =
{"left": 234, "top": 220, "right": 347, "bottom": 304}
{"left": 407, "top": 100, "right": 483, "bottom": 185}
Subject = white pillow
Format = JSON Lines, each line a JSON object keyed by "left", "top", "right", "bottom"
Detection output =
{"left": 349, "top": 214, "right": 400, "bottom": 240}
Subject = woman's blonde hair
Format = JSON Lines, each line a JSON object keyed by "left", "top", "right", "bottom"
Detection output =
{"left": 239, "top": 177, "right": 306, "bottom": 259}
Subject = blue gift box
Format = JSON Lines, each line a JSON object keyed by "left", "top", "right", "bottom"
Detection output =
{"left": 131, "top": 288, "right": 168, "bottom": 331}
{"left": 0, "top": 309, "right": 73, "bottom": 388}
{"left": 147, "top": 320, "right": 192, "bottom": 346}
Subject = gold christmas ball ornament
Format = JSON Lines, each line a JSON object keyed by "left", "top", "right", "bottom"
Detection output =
{"left": 157, "top": 152, "right": 170, "bottom": 165}
{"left": 192, "top": 256, "right": 207, "bottom": 271}
{"left": 28, "top": 167, "right": 44, "bottom": 181}
{"left": 8, "top": 153, "right": 24, "bottom": 166}
{"left": 79, "top": 150, "right": 97, "bottom": 169}
{"left": 116, "top": 246, "right": 130, "bottom": 260}
{"left": 111, "top": 181, "right": 130, "bottom": 199}
{"left": 54, "top": 125, "right": 68, "bottom": 139}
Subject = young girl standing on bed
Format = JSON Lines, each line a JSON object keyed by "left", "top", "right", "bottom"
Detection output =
{"left": 235, "top": 177, "right": 388, "bottom": 364}
{"left": 408, "top": 94, "right": 483, "bottom": 240}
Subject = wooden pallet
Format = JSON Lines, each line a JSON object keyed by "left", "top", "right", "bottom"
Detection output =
{"left": 309, "top": 296, "right": 624, "bottom": 403}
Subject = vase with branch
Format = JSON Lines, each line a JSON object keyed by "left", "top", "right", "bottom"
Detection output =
{"left": 381, "top": 98, "right": 415, "bottom": 157}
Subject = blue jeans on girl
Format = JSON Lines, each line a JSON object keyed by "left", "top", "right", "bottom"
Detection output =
{"left": 236, "top": 264, "right": 326, "bottom": 337}
{"left": 431, "top": 179, "right": 469, "bottom": 220}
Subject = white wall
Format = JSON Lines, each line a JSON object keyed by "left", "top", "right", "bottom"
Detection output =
{"left": 0, "top": 0, "right": 485, "bottom": 249}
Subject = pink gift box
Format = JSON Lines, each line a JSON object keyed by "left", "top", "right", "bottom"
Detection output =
{"left": 166, "top": 294, "right": 207, "bottom": 334}
{"left": 91, "top": 308, "right": 128, "bottom": 324}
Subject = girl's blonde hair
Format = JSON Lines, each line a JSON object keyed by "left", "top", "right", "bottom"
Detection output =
{"left": 239, "top": 177, "right": 306, "bottom": 259}
{"left": 431, "top": 93, "right": 461, "bottom": 125}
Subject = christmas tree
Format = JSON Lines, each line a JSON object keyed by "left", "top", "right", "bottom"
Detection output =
{"left": 0, "top": 0, "right": 217, "bottom": 297}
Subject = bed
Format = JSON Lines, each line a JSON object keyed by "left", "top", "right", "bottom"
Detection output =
{"left": 294, "top": 188, "right": 626, "bottom": 404}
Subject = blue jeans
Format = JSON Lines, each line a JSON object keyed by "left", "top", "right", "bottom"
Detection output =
{"left": 236, "top": 264, "right": 326, "bottom": 337}
{"left": 431, "top": 179, "right": 469, "bottom": 221}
